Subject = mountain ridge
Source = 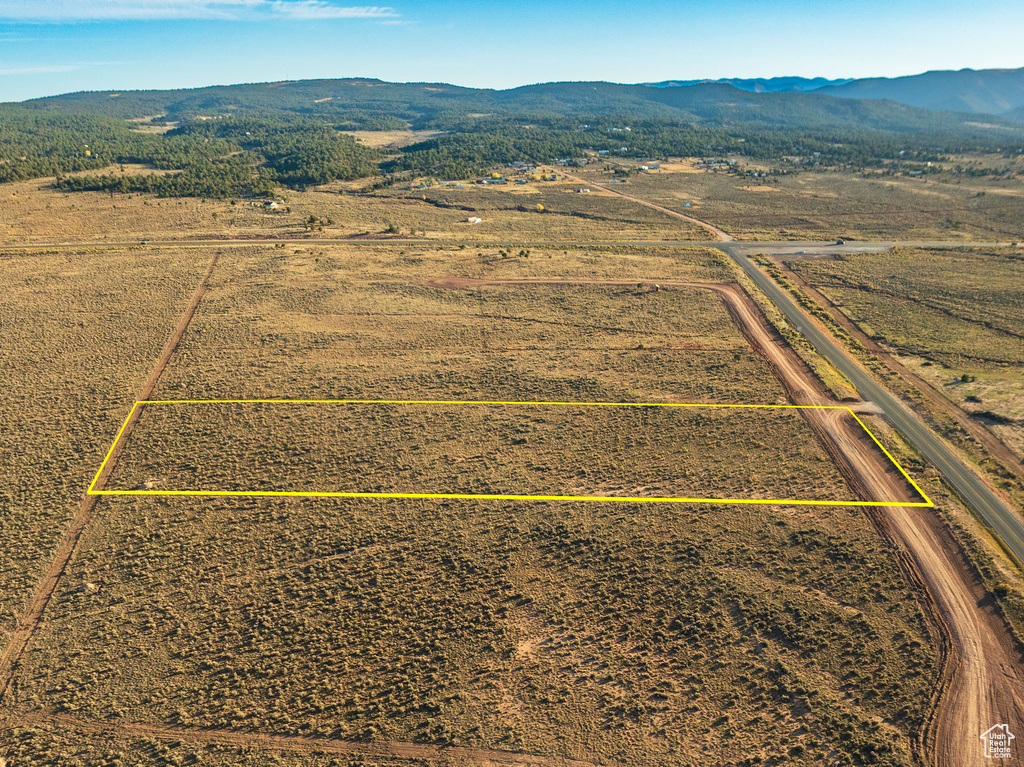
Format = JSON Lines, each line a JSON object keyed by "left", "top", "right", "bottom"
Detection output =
{"left": 644, "top": 77, "right": 852, "bottom": 93}
{"left": 815, "top": 67, "right": 1024, "bottom": 117}
{"left": 14, "top": 77, "right": 1024, "bottom": 138}
{"left": 646, "top": 67, "right": 1024, "bottom": 119}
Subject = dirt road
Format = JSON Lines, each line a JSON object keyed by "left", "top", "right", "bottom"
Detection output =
{"left": 11, "top": 712, "right": 608, "bottom": 767}
{"left": 0, "top": 253, "right": 219, "bottom": 705}
{"left": 429, "top": 276, "right": 1024, "bottom": 767}
{"left": 0, "top": 237, "right": 1012, "bottom": 253}
{"left": 551, "top": 168, "right": 734, "bottom": 242}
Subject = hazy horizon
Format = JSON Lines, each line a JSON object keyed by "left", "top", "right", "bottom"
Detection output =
{"left": 1, "top": 0, "right": 1023, "bottom": 102}
{"left": 7, "top": 66, "right": 1024, "bottom": 105}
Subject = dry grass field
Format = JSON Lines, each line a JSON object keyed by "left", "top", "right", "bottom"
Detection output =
{"left": 0, "top": 246, "right": 207, "bottom": 654}
{"left": 573, "top": 161, "right": 1024, "bottom": 241}
{"left": 107, "top": 401, "right": 851, "bottom": 502}
{"left": 150, "top": 245, "right": 766, "bottom": 405}
{"left": 10, "top": 493, "right": 934, "bottom": 766}
{"left": 0, "top": 239, "right": 940, "bottom": 766}
{"left": 0, "top": 174, "right": 708, "bottom": 245}
{"left": 356, "top": 184, "right": 711, "bottom": 241}
{"left": 341, "top": 129, "right": 443, "bottom": 148}
{"left": 788, "top": 247, "right": 1024, "bottom": 458}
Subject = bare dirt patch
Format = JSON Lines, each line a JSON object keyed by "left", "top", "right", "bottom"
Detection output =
{"left": 342, "top": 130, "right": 442, "bottom": 149}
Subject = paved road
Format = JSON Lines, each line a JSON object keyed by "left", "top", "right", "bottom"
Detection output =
{"left": 719, "top": 242, "right": 1024, "bottom": 566}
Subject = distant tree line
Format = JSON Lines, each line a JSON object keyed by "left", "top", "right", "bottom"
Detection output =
{"left": 387, "top": 117, "right": 970, "bottom": 179}
{"left": 1, "top": 102, "right": 1021, "bottom": 198}
{"left": 36, "top": 113, "right": 381, "bottom": 196}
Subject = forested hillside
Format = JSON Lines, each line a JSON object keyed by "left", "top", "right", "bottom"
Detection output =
{"left": 3, "top": 77, "right": 1024, "bottom": 198}
{"left": 23, "top": 78, "right": 1024, "bottom": 134}
{"left": 1, "top": 108, "right": 381, "bottom": 196}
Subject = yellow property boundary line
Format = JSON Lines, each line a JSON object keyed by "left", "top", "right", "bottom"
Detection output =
{"left": 87, "top": 399, "right": 934, "bottom": 507}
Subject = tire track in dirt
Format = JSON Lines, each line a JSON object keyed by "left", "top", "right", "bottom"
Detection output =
{"left": 548, "top": 167, "right": 734, "bottom": 242}
{"left": 0, "top": 253, "right": 220, "bottom": 705}
{"left": 10, "top": 712, "right": 610, "bottom": 767}
{"left": 429, "top": 276, "right": 1024, "bottom": 767}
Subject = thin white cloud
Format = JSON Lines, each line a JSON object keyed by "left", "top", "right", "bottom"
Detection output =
{"left": 269, "top": 2, "right": 397, "bottom": 19}
{"left": 0, "top": 1, "right": 398, "bottom": 22}
{"left": 0, "top": 61, "right": 127, "bottom": 75}
{"left": 0, "top": 1, "right": 257, "bottom": 20}
{"left": 0, "top": 64, "right": 82, "bottom": 75}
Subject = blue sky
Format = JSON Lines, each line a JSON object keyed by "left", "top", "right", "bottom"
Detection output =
{"left": 0, "top": 0, "right": 1022, "bottom": 101}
